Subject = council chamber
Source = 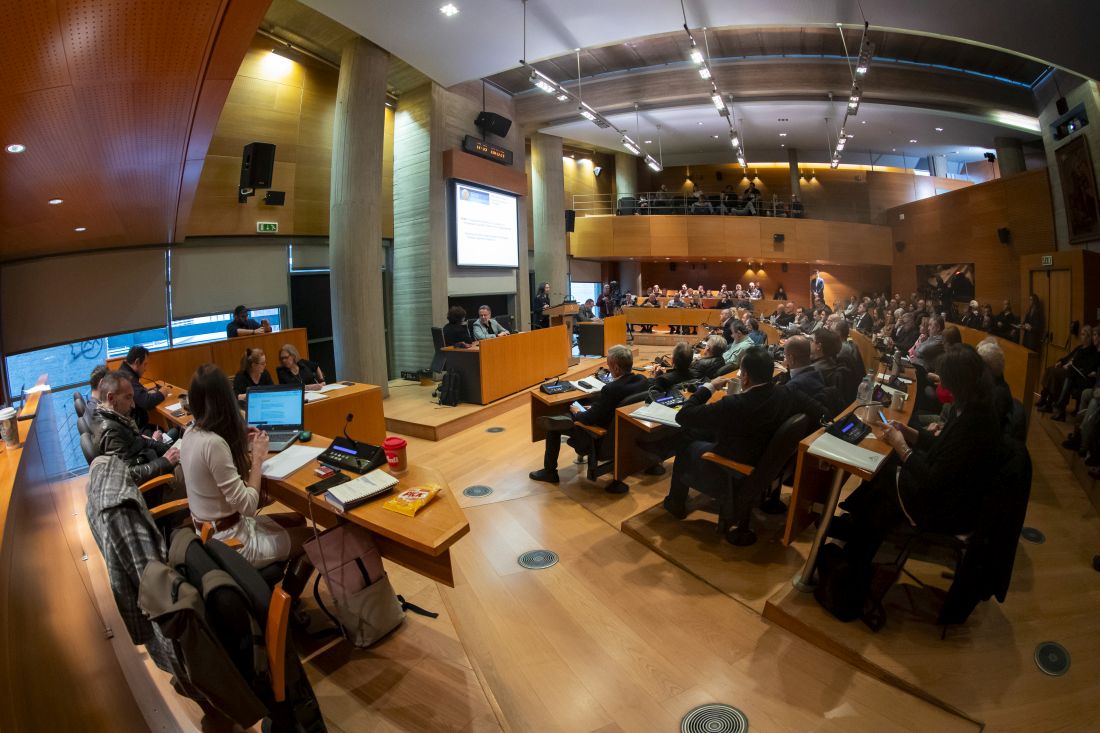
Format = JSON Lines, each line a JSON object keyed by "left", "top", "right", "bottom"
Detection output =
{"left": 1, "top": 1, "right": 1099, "bottom": 731}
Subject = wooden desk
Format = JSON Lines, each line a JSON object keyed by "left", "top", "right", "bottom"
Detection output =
{"left": 108, "top": 328, "right": 311, "bottom": 386}
{"left": 622, "top": 307, "right": 724, "bottom": 331}
{"left": 151, "top": 381, "right": 387, "bottom": 445}
{"left": 263, "top": 452, "right": 469, "bottom": 587}
{"left": 785, "top": 371, "right": 917, "bottom": 591}
{"left": 441, "top": 326, "right": 570, "bottom": 404}
{"left": 575, "top": 315, "right": 627, "bottom": 356}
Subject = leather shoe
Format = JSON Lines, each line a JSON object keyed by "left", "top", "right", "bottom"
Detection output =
{"left": 727, "top": 527, "right": 758, "bottom": 546}
{"left": 529, "top": 468, "right": 560, "bottom": 484}
{"left": 536, "top": 415, "right": 575, "bottom": 433}
{"left": 662, "top": 496, "right": 687, "bottom": 519}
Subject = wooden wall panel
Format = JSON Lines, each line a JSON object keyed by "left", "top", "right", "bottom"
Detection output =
{"left": 686, "top": 217, "right": 726, "bottom": 257}
{"left": 570, "top": 216, "right": 613, "bottom": 257}
{"left": 612, "top": 217, "right": 653, "bottom": 258}
{"left": 889, "top": 169, "right": 1056, "bottom": 311}
{"left": 649, "top": 217, "right": 689, "bottom": 259}
{"left": 723, "top": 218, "right": 763, "bottom": 259}
{"left": 827, "top": 221, "right": 893, "bottom": 265}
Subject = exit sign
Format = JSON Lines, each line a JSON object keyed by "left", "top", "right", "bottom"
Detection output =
{"left": 257, "top": 221, "right": 279, "bottom": 233}
{"left": 1041, "top": 255, "right": 1053, "bottom": 266}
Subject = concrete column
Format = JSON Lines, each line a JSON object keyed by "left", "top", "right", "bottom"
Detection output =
{"left": 994, "top": 136, "right": 1026, "bottom": 177}
{"left": 614, "top": 151, "right": 637, "bottom": 206}
{"left": 329, "top": 38, "right": 389, "bottom": 394}
{"left": 787, "top": 147, "right": 801, "bottom": 199}
{"left": 532, "top": 133, "right": 568, "bottom": 303}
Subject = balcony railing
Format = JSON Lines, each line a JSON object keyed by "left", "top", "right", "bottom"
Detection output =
{"left": 571, "top": 192, "right": 806, "bottom": 218}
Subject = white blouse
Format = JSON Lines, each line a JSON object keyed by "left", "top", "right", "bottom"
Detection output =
{"left": 178, "top": 428, "right": 259, "bottom": 521}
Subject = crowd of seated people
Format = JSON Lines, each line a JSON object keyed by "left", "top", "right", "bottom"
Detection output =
{"left": 624, "top": 184, "right": 804, "bottom": 218}
{"left": 1057, "top": 325, "right": 1100, "bottom": 480}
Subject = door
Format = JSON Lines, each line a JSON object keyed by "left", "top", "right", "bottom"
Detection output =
{"left": 1030, "top": 268, "right": 1072, "bottom": 373}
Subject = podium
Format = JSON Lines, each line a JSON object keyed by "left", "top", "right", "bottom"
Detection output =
{"left": 546, "top": 302, "right": 580, "bottom": 365}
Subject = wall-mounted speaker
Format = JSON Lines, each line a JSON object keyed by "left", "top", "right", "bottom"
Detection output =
{"left": 593, "top": 166, "right": 603, "bottom": 177}
{"left": 715, "top": 171, "right": 723, "bottom": 181}
{"left": 263, "top": 190, "right": 285, "bottom": 206}
{"left": 669, "top": 262, "right": 677, "bottom": 271}
{"left": 240, "top": 142, "right": 275, "bottom": 189}
{"left": 895, "top": 241, "right": 906, "bottom": 252}
{"left": 474, "top": 111, "right": 512, "bottom": 138}
{"left": 773, "top": 233, "right": 785, "bottom": 244}
{"left": 997, "top": 227, "right": 1012, "bottom": 245}
{"left": 781, "top": 263, "right": 788, "bottom": 273}
{"left": 564, "top": 209, "right": 576, "bottom": 233}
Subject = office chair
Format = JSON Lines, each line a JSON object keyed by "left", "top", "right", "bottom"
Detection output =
{"left": 575, "top": 390, "right": 652, "bottom": 490}
{"left": 701, "top": 413, "right": 809, "bottom": 545}
{"left": 73, "top": 391, "right": 87, "bottom": 419}
{"left": 77, "top": 413, "right": 92, "bottom": 435}
{"left": 430, "top": 326, "right": 447, "bottom": 373}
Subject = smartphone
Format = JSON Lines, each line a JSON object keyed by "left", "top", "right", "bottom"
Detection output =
{"left": 570, "top": 401, "right": 584, "bottom": 411}
{"left": 877, "top": 409, "right": 888, "bottom": 425}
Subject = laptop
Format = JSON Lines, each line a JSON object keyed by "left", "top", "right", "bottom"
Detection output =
{"left": 246, "top": 384, "right": 304, "bottom": 452}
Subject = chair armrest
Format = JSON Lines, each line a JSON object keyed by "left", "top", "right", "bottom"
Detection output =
{"left": 149, "top": 498, "right": 189, "bottom": 521}
{"left": 701, "top": 451, "right": 754, "bottom": 475}
{"left": 198, "top": 521, "right": 243, "bottom": 549}
{"left": 576, "top": 423, "right": 608, "bottom": 438}
{"left": 266, "top": 585, "right": 292, "bottom": 702}
{"left": 138, "top": 474, "right": 175, "bottom": 494}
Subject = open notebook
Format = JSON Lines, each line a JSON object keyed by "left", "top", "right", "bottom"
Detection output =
{"left": 807, "top": 433, "right": 887, "bottom": 474}
{"left": 325, "top": 470, "right": 399, "bottom": 512}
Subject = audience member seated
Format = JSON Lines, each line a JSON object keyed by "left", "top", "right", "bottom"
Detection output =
{"left": 722, "top": 324, "right": 753, "bottom": 368}
{"left": 575, "top": 299, "right": 597, "bottom": 324}
{"left": 976, "top": 339, "right": 1020, "bottom": 439}
{"left": 827, "top": 345, "right": 1001, "bottom": 623}
{"left": 442, "top": 305, "right": 473, "bottom": 347}
{"left": 891, "top": 312, "right": 921, "bottom": 355}
{"left": 472, "top": 305, "right": 511, "bottom": 339}
{"left": 666, "top": 292, "right": 686, "bottom": 334}
{"left": 692, "top": 335, "right": 728, "bottom": 380}
{"left": 276, "top": 343, "right": 325, "bottom": 388}
{"left": 811, "top": 328, "right": 851, "bottom": 397}
{"left": 233, "top": 348, "right": 273, "bottom": 403}
{"left": 227, "top": 305, "right": 272, "bottom": 338}
{"left": 179, "top": 364, "right": 311, "bottom": 568}
{"left": 773, "top": 285, "right": 788, "bottom": 301}
{"left": 773, "top": 303, "right": 792, "bottom": 328}
{"left": 662, "top": 346, "right": 827, "bottom": 537}
{"left": 831, "top": 318, "right": 865, "bottom": 398}
{"left": 853, "top": 302, "right": 874, "bottom": 334}
{"left": 910, "top": 315, "right": 946, "bottom": 370}
{"left": 1040, "top": 325, "right": 1100, "bottom": 421}
{"left": 85, "top": 364, "right": 109, "bottom": 425}
{"left": 651, "top": 342, "right": 696, "bottom": 391}
{"left": 1061, "top": 369, "right": 1100, "bottom": 476}
{"left": 960, "top": 300, "right": 983, "bottom": 330}
{"left": 92, "top": 369, "right": 181, "bottom": 490}
{"left": 120, "top": 346, "right": 167, "bottom": 434}
{"left": 781, "top": 335, "right": 830, "bottom": 401}
{"left": 690, "top": 189, "right": 714, "bottom": 214}
{"left": 529, "top": 345, "right": 647, "bottom": 484}
{"left": 747, "top": 318, "right": 766, "bottom": 346}
{"left": 1036, "top": 324, "right": 1095, "bottom": 419}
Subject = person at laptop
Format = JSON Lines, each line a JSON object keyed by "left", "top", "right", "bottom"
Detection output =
{"left": 276, "top": 343, "right": 325, "bottom": 389}
{"left": 472, "top": 305, "right": 510, "bottom": 340}
{"left": 179, "top": 365, "right": 311, "bottom": 568}
{"left": 227, "top": 305, "right": 272, "bottom": 337}
{"left": 234, "top": 348, "right": 273, "bottom": 404}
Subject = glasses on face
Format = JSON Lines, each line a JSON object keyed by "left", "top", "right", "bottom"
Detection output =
{"left": 280, "top": 353, "right": 292, "bottom": 363}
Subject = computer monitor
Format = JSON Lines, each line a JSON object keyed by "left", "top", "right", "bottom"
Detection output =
{"left": 245, "top": 384, "right": 304, "bottom": 431}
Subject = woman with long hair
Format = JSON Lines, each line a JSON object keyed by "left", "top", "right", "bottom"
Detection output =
{"left": 178, "top": 364, "right": 310, "bottom": 567}
{"left": 233, "top": 347, "right": 273, "bottom": 402}
{"left": 533, "top": 282, "right": 552, "bottom": 328}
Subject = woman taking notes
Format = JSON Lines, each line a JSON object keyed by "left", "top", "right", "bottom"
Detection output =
{"left": 179, "top": 364, "right": 310, "bottom": 567}
{"left": 276, "top": 343, "right": 325, "bottom": 389}
{"left": 234, "top": 347, "right": 273, "bottom": 403}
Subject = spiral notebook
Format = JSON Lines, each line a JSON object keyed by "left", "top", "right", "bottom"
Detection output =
{"left": 325, "top": 469, "right": 400, "bottom": 512}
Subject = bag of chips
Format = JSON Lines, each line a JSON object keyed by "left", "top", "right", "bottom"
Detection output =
{"left": 383, "top": 485, "right": 441, "bottom": 517}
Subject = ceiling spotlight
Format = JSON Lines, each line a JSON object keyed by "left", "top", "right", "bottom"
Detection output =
{"left": 855, "top": 38, "right": 875, "bottom": 75}
{"left": 697, "top": 121, "right": 704, "bottom": 126}
{"left": 778, "top": 133, "right": 787, "bottom": 137}
{"left": 737, "top": 156, "right": 747, "bottom": 167}
{"left": 780, "top": 144, "right": 785, "bottom": 147}
{"left": 861, "top": 120, "right": 867, "bottom": 124}
{"left": 830, "top": 160, "right": 839, "bottom": 169}
{"left": 74, "top": 226, "right": 87, "bottom": 232}
{"left": 579, "top": 107, "right": 597, "bottom": 122}
{"left": 47, "top": 198, "right": 63, "bottom": 205}
{"left": 556, "top": 91, "right": 568, "bottom": 101}
{"left": 5, "top": 143, "right": 26, "bottom": 154}
{"left": 934, "top": 127, "right": 944, "bottom": 132}
{"left": 711, "top": 93, "right": 726, "bottom": 112}
{"left": 699, "top": 67, "right": 711, "bottom": 80}
{"left": 909, "top": 138, "right": 918, "bottom": 143}
{"left": 530, "top": 72, "right": 557, "bottom": 95}
{"left": 689, "top": 47, "right": 704, "bottom": 65}
{"left": 711, "top": 134, "right": 719, "bottom": 139}
{"left": 730, "top": 132, "right": 740, "bottom": 148}
{"left": 621, "top": 135, "right": 641, "bottom": 155}
{"left": 439, "top": 3, "right": 459, "bottom": 16}
{"left": 644, "top": 139, "right": 652, "bottom": 144}
{"left": 644, "top": 154, "right": 662, "bottom": 172}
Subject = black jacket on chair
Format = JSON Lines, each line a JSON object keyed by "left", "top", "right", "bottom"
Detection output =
{"left": 575, "top": 373, "right": 648, "bottom": 429}
{"left": 690, "top": 356, "right": 725, "bottom": 381}
{"left": 676, "top": 382, "right": 826, "bottom": 465}
{"left": 92, "top": 407, "right": 174, "bottom": 486}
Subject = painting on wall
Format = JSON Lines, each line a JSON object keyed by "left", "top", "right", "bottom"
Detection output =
{"left": 1055, "top": 135, "right": 1100, "bottom": 244}
{"left": 916, "top": 263, "right": 975, "bottom": 302}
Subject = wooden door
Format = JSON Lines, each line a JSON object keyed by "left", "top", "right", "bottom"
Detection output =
{"left": 1030, "top": 268, "right": 1072, "bottom": 372}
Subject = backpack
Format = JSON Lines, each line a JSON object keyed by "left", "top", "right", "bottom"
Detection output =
{"left": 813, "top": 543, "right": 871, "bottom": 623}
{"left": 437, "top": 370, "right": 462, "bottom": 406}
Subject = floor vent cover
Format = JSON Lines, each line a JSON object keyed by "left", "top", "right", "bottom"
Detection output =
{"left": 486, "top": 427, "right": 505, "bottom": 433}
{"left": 463, "top": 485, "right": 494, "bottom": 498}
{"left": 517, "top": 550, "right": 559, "bottom": 570}
{"left": 1020, "top": 527, "right": 1045, "bottom": 544}
{"left": 680, "top": 704, "right": 748, "bottom": 733}
{"left": 1034, "top": 641, "right": 1070, "bottom": 676}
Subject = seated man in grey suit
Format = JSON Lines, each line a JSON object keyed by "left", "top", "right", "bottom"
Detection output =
{"left": 782, "top": 335, "right": 828, "bottom": 400}
{"left": 472, "top": 305, "right": 510, "bottom": 340}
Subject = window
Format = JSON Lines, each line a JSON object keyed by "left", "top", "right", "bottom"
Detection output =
{"left": 170, "top": 307, "right": 283, "bottom": 347}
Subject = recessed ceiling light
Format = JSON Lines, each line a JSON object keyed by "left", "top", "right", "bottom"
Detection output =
{"left": 48, "top": 198, "right": 63, "bottom": 205}
{"left": 712, "top": 134, "right": 719, "bottom": 139}
{"left": 861, "top": 120, "right": 867, "bottom": 124}
{"left": 909, "top": 139, "right": 918, "bottom": 143}
{"left": 644, "top": 139, "right": 652, "bottom": 144}
{"left": 934, "top": 127, "right": 944, "bottom": 132}
{"left": 892, "top": 148, "right": 897, "bottom": 152}
{"left": 778, "top": 133, "right": 787, "bottom": 137}
{"left": 697, "top": 122, "right": 704, "bottom": 126}
{"left": 780, "top": 144, "right": 786, "bottom": 147}
{"left": 5, "top": 143, "right": 26, "bottom": 154}
{"left": 439, "top": 3, "right": 458, "bottom": 16}
{"left": 74, "top": 226, "right": 87, "bottom": 232}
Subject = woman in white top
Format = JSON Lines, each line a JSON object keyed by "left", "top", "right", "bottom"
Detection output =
{"left": 179, "top": 364, "right": 311, "bottom": 567}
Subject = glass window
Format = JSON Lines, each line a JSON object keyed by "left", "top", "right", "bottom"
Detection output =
{"left": 570, "top": 282, "right": 599, "bottom": 306}
{"left": 170, "top": 307, "right": 283, "bottom": 347}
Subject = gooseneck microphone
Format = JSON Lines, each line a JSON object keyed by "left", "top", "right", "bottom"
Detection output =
{"left": 342, "top": 413, "right": 355, "bottom": 444}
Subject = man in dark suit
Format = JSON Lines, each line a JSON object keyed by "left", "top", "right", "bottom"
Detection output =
{"left": 781, "top": 336, "right": 827, "bottom": 398}
{"left": 810, "top": 269, "right": 825, "bottom": 304}
{"left": 529, "top": 345, "right": 647, "bottom": 485}
{"left": 663, "top": 346, "right": 827, "bottom": 535}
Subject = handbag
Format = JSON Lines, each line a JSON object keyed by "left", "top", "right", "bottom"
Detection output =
{"left": 303, "top": 523, "right": 437, "bottom": 647}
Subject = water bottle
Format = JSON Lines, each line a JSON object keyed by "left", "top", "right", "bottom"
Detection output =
{"left": 857, "top": 369, "right": 875, "bottom": 405}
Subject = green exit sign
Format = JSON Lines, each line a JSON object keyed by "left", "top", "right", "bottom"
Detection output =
{"left": 257, "top": 221, "right": 279, "bottom": 233}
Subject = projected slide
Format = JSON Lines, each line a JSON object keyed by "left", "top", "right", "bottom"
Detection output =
{"left": 454, "top": 182, "right": 519, "bottom": 268}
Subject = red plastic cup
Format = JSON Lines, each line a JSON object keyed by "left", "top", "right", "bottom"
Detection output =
{"left": 383, "top": 436, "right": 408, "bottom": 473}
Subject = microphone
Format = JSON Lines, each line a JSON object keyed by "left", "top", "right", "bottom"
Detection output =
{"left": 342, "top": 413, "right": 355, "bottom": 444}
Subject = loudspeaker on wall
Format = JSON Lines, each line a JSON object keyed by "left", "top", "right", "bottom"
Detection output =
{"left": 895, "top": 241, "right": 906, "bottom": 252}
{"left": 474, "top": 111, "right": 512, "bottom": 138}
{"left": 241, "top": 142, "right": 275, "bottom": 189}
{"left": 773, "top": 233, "right": 785, "bottom": 244}
{"left": 997, "top": 227, "right": 1012, "bottom": 245}
{"left": 565, "top": 209, "right": 576, "bottom": 233}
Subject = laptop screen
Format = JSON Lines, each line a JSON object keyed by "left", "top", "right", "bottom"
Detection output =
{"left": 246, "top": 385, "right": 304, "bottom": 430}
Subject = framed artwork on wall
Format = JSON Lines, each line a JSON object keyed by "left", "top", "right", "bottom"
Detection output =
{"left": 1055, "top": 134, "right": 1100, "bottom": 244}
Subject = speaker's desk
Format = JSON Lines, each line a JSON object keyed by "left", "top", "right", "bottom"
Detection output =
{"left": 441, "top": 326, "right": 570, "bottom": 404}
{"left": 263, "top": 450, "right": 469, "bottom": 587}
{"left": 151, "top": 380, "right": 387, "bottom": 445}
{"left": 575, "top": 315, "right": 627, "bottom": 356}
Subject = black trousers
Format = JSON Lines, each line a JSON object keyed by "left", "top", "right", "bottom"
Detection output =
{"left": 838, "top": 468, "right": 908, "bottom": 568}
{"left": 666, "top": 439, "right": 744, "bottom": 505}
{"left": 543, "top": 426, "right": 594, "bottom": 470}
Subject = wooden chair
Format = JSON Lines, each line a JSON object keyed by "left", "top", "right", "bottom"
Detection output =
{"left": 576, "top": 390, "right": 652, "bottom": 491}
{"left": 701, "top": 413, "right": 809, "bottom": 544}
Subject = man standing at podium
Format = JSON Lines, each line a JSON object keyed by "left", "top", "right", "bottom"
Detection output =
{"left": 810, "top": 270, "right": 825, "bottom": 304}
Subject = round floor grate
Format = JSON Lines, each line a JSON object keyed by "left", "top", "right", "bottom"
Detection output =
{"left": 681, "top": 704, "right": 749, "bottom": 733}
{"left": 463, "top": 485, "right": 494, "bottom": 498}
{"left": 1021, "top": 527, "right": 1046, "bottom": 544}
{"left": 1034, "top": 641, "right": 1071, "bottom": 676}
{"left": 486, "top": 426, "right": 505, "bottom": 433}
{"left": 517, "top": 549, "right": 559, "bottom": 570}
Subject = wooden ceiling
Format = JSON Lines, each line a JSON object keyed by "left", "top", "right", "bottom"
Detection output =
{"left": 0, "top": 0, "right": 271, "bottom": 262}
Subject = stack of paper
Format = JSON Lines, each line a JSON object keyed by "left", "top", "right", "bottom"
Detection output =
{"left": 303, "top": 392, "right": 328, "bottom": 403}
{"left": 261, "top": 445, "right": 324, "bottom": 479}
{"left": 318, "top": 383, "right": 347, "bottom": 393}
{"left": 630, "top": 402, "right": 681, "bottom": 427}
{"left": 807, "top": 433, "right": 887, "bottom": 474}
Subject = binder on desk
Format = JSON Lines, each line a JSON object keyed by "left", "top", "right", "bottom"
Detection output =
{"left": 630, "top": 402, "right": 681, "bottom": 427}
{"left": 325, "top": 470, "right": 400, "bottom": 512}
{"left": 807, "top": 433, "right": 887, "bottom": 474}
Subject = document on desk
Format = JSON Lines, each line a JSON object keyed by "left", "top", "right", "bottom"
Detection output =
{"left": 573, "top": 378, "right": 605, "bottom": 394}
{"left": 630, "top": 402, "right": 681, "bottom": 427}
{"left": 262, "top": 445, "right": 325, "bottom": 480}
{"left": 318, "top": 383, "right": 347, "bottom": 393}
{"left": 303, "top": 392, "right": 328, "bottom": 403}
{"left": 164, "top": 402, "right": 183, "bottom": 412}
{"left": 807, "top": 433, "right": 886, "bottom": 474}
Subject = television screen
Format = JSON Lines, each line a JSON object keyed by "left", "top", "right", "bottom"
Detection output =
{"left": 452, "top": 180, "right": 519, "bottom": 268}
{"left": 916, "top": 263, "right": 975, "bottom": 302}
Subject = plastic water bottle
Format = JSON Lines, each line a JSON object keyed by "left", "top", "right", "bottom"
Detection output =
{"left": 857, "top": 369, "right": 875, "bottom": 404}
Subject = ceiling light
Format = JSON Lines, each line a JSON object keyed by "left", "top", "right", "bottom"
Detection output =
{"left": 644, "top": 139, "right": 652, "bottom": 144}
{"left": 780, "top": 144, "right": 785, "bottom": 147}
{"left": 644, "top": 154, "right": 662, "bottom": 172}
{"left": 697, "top": 121, "right": 704, "bottom": 126}
{"left": 935, "top": 127, "right": 944, "bottom": 132}
{"left": 711, "top": 93, "right": 726, "bottom": 112}
{"left": 689, "top": 48, "right": 704, "bottom": 65}
{"left": 74, "top": 226, "right": 87, "bottom": 232}
{"left": 556, "top": 92, "right": 568, "bottom": 101}
{"left": 530, "top": 73, "right": 557, "bottom": 95}
{"left": 579, "top": 106, "right": 597, "bottom": 122}
{"left": 730, "top": 132, "right": 740, "bottom": 148}
{"left": 5, "top": 143, "right": 26, "bottom": 154}
{"left": 621, "top": 136, "right": 641, "bottom": 155}
{"left": 712, "top": 134, "right": 719, "bottom": 139}
{"left": 439, "top": 3, "right": 459, "bottom": 16}
{"left": 856, "top": 63, "right": 869, "bottom": 75}
{"left": 892, "top": 148, "right": 897, "bottom": 152}
{"left": 855, "top": 38, "right": 874, "bottom": 75}
{"left": 861, "top": 120, "right": 866, "bottom": 124}
{"left": 830, "top": 160, "right": 839, "bottom": 169}
{"left": 699, "top": 67, "right": 711, "bottom": 80}
{"left": 47, "top": 198, "right": 63, "bottom": 205}
{"left": 778, "top": 133, "right": 787, "bottom": 137}
{"left": 909, "top": 139, "right": 918, "bottom": 143}
{"left": 737, "top": 156, "right": 747, "bottom": 167}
